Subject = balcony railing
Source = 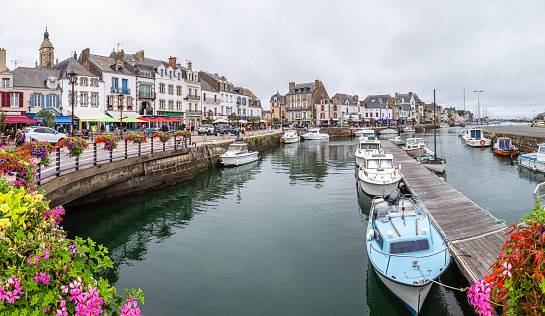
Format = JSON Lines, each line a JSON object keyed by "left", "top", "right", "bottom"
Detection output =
{"left": 203, "top": 96, "right": 220, "bottom": 103}
{"left": 111, "top": 87, "right": 131, "bottom": 95}
{"left": 139, "top": 91, "right": 156, "bottom": 99}
{"left": 186, "top": 95, "right": 201, "bottom": 101}
{"left": 186, "top": 111, "right": 202, "bottom": 116}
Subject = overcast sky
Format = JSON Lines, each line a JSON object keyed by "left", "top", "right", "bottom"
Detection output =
{"left": 2, "top": 0, "right": 545, "bottom": 118}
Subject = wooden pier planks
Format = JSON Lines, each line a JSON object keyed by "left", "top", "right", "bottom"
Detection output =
{"left": 381, "top": 141, "right": 508, "bottom": 284}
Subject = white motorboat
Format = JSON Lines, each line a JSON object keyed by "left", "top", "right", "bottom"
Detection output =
{"left": 439, "top": 123, "right": 449, "bottom": 128}
{"left": 518, "top": 143, "right": 545, "bottom": 172}
{"left": 281, "top": 130, "right": 300, "bottom": 144}
{"left": 355, "top": 128, "right": 376, "bottom": 140}
{"left": 357, "top": 153, "right": 402, "bottom": 197}
{"left": 402, "top": 126, "right": 415, "bottom": 133}
{"left": 219, "top": 140, "right": 259, "bottom": 167}
{"left": 301, "top": 128, "right": 329, "bottom": 140}
{"left": 403, "top": 138, "right": 426, "bottom": 158}
{"left": 458, "top": 128, "right": 467, "bottom": 137}
{"left": 354, "top": 139, "right": 383, "bottom": 166}
{"left": 366, "top": 191, "right": 450, "bottom": 315}
{"left": 464, "top": 128, "right": 491, "bottom": 147}
{"left": 379, "top": 128, "right": 398, "bottom": 135}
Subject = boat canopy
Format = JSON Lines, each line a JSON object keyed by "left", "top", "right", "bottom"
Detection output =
{"left": 307, "top": 129, "right": 319, "bottom": 133}
{"left": 497, "top": 138, "right": 511, "bottom": 150}
{"left": 367, "top": 158, "right": 394, "bottom": 169}
{"left": 406, "top": 138, "right": 424, "bottom": 144}
{"left": 359, "top": 142, "right": 381, "bottom": 150}
{"left": 227, "top": 143, "right": 248, "bottom": 153}
{"left": 283, "top": 130, "right": 298, "bottom": 137}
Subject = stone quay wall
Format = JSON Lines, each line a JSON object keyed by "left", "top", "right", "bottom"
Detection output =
{"left": 483, "top": 130, "right": 544, "bottom": 154}
{"left": 41, "top": 134, "right": 281, "bottom": 208}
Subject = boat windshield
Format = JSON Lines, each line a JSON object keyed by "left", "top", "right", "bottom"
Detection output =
{"left": 359, "top": 143, "right": 380, "bottom": 150}
{"left": 367, "top": 159, "right": 393, "bottom": 169}
{"left": 539, "top": 146, "right": 545, "bottom": 154}
{"left": 470, "top": 129, "right": 481, "bottom": 139}
{"left": 375, "top": 200, "right": 424, "bottom": 219}
{"left": 227, "top": 144, "right": 247, "bottom": 152}
{"left": 498, "top": 139, "right": 510, "bottom": 150}
{"left": 390, "top": 239, "right": 430, "bottom": 254}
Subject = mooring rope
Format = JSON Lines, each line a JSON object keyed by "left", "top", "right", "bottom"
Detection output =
{"left": 413, "top": 260, "right": 470, "bottom": 292}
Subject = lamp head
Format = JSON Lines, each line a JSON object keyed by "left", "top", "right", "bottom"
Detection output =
{"left": 68, "top": 71, "right": 78, "bottom": 84}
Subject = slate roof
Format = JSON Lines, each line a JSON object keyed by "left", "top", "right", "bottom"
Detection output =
{"left": 364, "top": 94, "right": 393, "bottom": 103}
{"left": 13, "top": 67, "right": 61, "bottom": 89}
{"left": 269, "top": 91, "right": 284, "bottom": 102}
{"left": 333, "top": 93, "right": 357, "bottom": 106}
{"left": 52, "top": 57, "right": 96, "bottom": 79}
{"left": 201, "top": 79, "right": 215, "bottom": 92}
{"left": 364, "top": 101, "right": 389, "bottom": 110}
{"left": 286, "top": 82, "right": 316, "bottom": 95}
{"left": 401, "top": 104, "right": 411, "bottom": 111}
{"left": 88, "top": 54, "right": 134, "bottom": 75}
{"left": 443, "top": 107, "right": 457, "bottom": 114}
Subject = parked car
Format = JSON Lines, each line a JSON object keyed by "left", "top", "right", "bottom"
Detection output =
{"left": 23, "top": 126, "right": 66, "bottom": 145}
{"left": 214, "top": 124, "right": 238, "bottom": 135}
{"left": 197, "top": 124, "right": 215, "bottom": 135}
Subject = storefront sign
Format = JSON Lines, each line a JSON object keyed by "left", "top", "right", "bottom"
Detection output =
{"left": 159, "top": 111, "right": 182, "bottom": 117}
{"left": 6, "top": 111, "right": 26, "bottom": 116}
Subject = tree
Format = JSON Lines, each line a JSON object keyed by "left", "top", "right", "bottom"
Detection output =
{"left": 205, "top": 110, "right": 214, "bottom": 124}
{"left": 35, "top": 109, "right": 56, "bottom": 127}
{"left": 348, "top": 115, "right": 354, "bottom": 125}
{"left": 273, "top": 117, "right": 280, "bottom": 125}
{"left": 228, "top": 112, "right": 238, "bottom": 125}
{"left": 329, "top": 117, "right": 334, "bottom": 125}
{"left": 0, "top": 110, "right": 6, "bottom": 134}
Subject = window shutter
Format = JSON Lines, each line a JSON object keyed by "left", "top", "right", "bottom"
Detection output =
{"left": 31, "top": 94, "right": 34, "bottom": 107}
{"left": 0, "top": 92, "right": 5, "bottom": 107}
{"left": 19, "top": 92, "right": 23, "bottom": 108}
{"left": 41, "top": 94, "right": 45, "bottom": 108}
{"left": 46, "top": 94, "right": 50, "bottom": 108}
{"left": 5, "top": 92, "right": 11, "bottom": 108}
{"left": 56, "top": 94, "right": 60, "bottom": 108}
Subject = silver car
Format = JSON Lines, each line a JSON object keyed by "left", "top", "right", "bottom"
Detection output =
{"left": 23, "top": 126, "right": 67, "bottom": 145}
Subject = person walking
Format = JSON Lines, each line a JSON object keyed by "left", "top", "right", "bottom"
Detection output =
{"left": 15, "top": 129, "right": 24, "bottom": 147}
{"left": 161, "top": 123, "right": 169, "bottom": 132}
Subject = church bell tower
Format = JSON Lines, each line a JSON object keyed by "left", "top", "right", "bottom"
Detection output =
{"left": 38, "top": 27, "right": 54, "bottom": 69}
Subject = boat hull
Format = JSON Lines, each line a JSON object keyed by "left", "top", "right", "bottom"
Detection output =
{"left": 494, "top": 148, "right": 518, "bottom": 156}
{"left": 465, "top": 139, "right": 491, "bottom": 147}
{"left": 358, "top": 178, "right": 400, "bottom": 197}
{"left": 380, "top": 129, "right": 398, "bottom": 135}
{"left": 406, "top": 148, "right": 425, "bottom": 158}
{"left": 518, "top": 154, "right": 545, "bottom": 172}
{"left": 220, "top": 152, "right": 259, "bottom": 167}
{"left": 375, "top": 270, "right": 433, "bottom": 315}
{"left": 301, "top": 134, "right": 329, "bottom": 140}
{"left": 419, "top": 160, "right": 446, "bottom": 173}
{"left": 282, "top": 136, "right": 300, "bottom": 144}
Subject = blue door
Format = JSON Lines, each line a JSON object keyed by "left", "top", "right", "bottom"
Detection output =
{"left": 122, "top": 79, "right": 128, "bottom": 94}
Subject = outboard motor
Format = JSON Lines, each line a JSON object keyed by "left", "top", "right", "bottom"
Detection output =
{"left": 388, "top": 187, "right": 400, "bottom": 206}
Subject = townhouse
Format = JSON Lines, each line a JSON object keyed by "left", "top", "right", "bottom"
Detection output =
{"left": 362, "top": 94, "right": 395, "bottom": 123}
{"left": 181, "top": 62, "right": 202, "bottom": 127}
{"left": 332, "top": 93, "right": 361, "bottom": 123}
{"left": 285, "top": 80, "right": 328, "bottom": 126}
{"left": 316, "top": 98, "right": 340, "bottom": 124}
{"left": 199, "top": 72, "right": 234, "bottom": 120}
{"left": 269, "top": 91, "right": 286, "bottom": 124}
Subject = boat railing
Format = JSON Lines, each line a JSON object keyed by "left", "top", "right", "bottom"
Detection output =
{"left": 369, "top": 243, "right": 449, "bottom": 259}
{"left": 533, "top": 182, "right": 545, "bottom": 207}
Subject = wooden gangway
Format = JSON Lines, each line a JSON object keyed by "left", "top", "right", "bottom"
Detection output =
{"left": 381, "top": 141, "right": 508, "bottom": 284}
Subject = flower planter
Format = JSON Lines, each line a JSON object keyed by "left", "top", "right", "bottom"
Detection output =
{"left": 29, "top": 157, "right": 42, "bottom": 165}
{"left": 1, "top": 174, "right": 16, "bottom": 182}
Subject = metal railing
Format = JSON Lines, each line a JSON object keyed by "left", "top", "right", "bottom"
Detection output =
{"left": 203, "top": 97, "right": 220, "bottom": 103}
{"left": 111, "top": 87, "right": 131, "bottom": 95}
{"left": 187, "top": 95, "right": 201, "bottom": 101}
{"left": 139, "top": 91, "right": 156, "bottom": 99}
{"left": 35, "top": 135, "right": 192, "bottom": 185}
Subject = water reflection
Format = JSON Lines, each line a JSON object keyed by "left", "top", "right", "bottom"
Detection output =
{"left": 64, "top": 156, "right": 264, "bottom": 284}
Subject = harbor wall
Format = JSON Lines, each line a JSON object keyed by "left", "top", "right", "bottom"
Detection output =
{"left": 482, "top": 130, "right": 544, "bottom": 153}
{"left": 40, "top": 134, "right": 281, "bottom": 208}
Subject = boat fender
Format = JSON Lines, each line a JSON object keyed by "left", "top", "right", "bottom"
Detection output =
{"left": 421, "top": 228, "right": 428, "bottom": 235}
{"left": 388, "top": 187, "right": 400, "bottom": 206}
{"left": 387, "top": 231, "right": 395, "bottom": 239}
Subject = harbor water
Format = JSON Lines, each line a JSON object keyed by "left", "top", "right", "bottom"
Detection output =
{"left": 64, "top": 126, "right": 536, "bottom": 315}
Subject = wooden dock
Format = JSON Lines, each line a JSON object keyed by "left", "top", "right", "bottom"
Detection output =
{"left": 381, "top": 141, "right": 508, "bottom": 284}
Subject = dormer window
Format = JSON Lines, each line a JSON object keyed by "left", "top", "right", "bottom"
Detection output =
{"left": 49, "top": 81, "right": 56, "bottom": 89}
{"left": 160, "top": 69, "right": 164, "bottom": 77}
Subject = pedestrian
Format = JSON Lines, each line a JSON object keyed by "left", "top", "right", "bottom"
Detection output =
{"left": 15, "top": 129, "right": 24, "bottom": 147}
{"left": 100, "top": 123, "right": 105, "bottom": 133}
{"left": 161, "top": 123, "right": 169, "bottom": 132}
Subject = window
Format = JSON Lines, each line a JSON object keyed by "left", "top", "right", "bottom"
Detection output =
{"left": 127, "top": 98, "right": 132, "bottom": 107}
{"left": 177, "top": 73, "right": 181, "bottom": 80}
{"left": 321, "top": 105, "right": 324, "bottom": 111}
{"left": 168, "top": 100, "right": 173, "bottom": 110}
{"left": 160, "top": 100, "right": 165, "bottom": 109}
{"left": 91, "top": 94, "right": 98, "bottom": 107}
{"left": 117, "top": 96, "right": 123, "bottom": 108}
{"left": 140, "top": 69, "right": 151, "bottom": 77}
{"left": 10, "top": 93, "right": 19, "bottom": 107}
{"left": 160, "top": 69, "right": 164, "bottom": 77}
{"left": 168, "top": 85, "right": 173, "bottom": 95}
{"left": 81, "top": 78, "right": 87, "bottom": 86}
{"left": 112, "top": 77, "right": 118, "bottom": 88}
{"left": 159, "top": 84, "right": 165, "bottom": 94}
{"left": 141, "top": 85, "right": 151, "bottom": 98}
{"left": 80, "top": 93, "right": 87, "bottom": 106}
{"left": 107, "top": 96, "right": 113, "bottom": 106}
{"left": 49, "top": 81, "right": 56, "bottom": 89}
{"left": 91, "top": 79, "right": 98, "bottom": 87}
{"left": 176, "top": 86, "right": 181, "bottom": 96}
{"left": 176, "top": 101, "right": 181, "bottom": 111}
{"left": 390, "top": 239, "right": 430, "bottom": 254}
{"left": 2, "top": 78, "right": 9, "bottom": 87}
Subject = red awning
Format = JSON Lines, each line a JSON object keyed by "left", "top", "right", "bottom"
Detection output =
{"left": 149, "top": 117, "right": 170, "bottom": 122}
{"left": 5, "top": 116, "right": 38, "bottom": 124}
{"left": 136, "top": 117, "right": 154, "bottom": 122}
{"left": 166, "top": 118, "right": 183, "bottom": 122}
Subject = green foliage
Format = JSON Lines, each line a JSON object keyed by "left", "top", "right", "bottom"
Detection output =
{"left": 252, "top": 136, "right": 267, "bottom": 144}
{"left": 0, "top": 110, "right": 6, "bottom": 134}
{"left": 269, "top": 134, "right": 279, "bottom": 139}
{"left": 205, "top": 110, "right": 214, "bottom": 124}
{"left": 228, "top": 112, "right": 238, "bottom": 124}
{"left": 35, "top": 109, "right": 57, "bottom": 128}
{"left": 273, "top": 118, "right": 280, "bottom": 125}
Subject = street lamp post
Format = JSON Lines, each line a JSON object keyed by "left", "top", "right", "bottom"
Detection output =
{"left": 68, "top": 71, "right": 78, "bottom": 136}
{"left": 118, "top": 94, "right": 124, "bottom": 133}
{"left": 474, "top": 90, "right": 483, "bottom": 123}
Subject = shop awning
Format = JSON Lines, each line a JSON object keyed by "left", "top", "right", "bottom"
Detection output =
{"left": 106, "top": 111, "right": 141, "bottom": 119}
{"left": 166, "top": 118, "right": 183, "bottom": 122}
{"left": 120, "top": 117, "right": 146, "bottom": 123}
{"left": 4, "top": 117, "right": 38, "bottom": 124}
{"left": 136, "top": 117, "right": 154, "bottom": 122}
{"left": 69, "top": 109, "right": 109, "bottom": 121}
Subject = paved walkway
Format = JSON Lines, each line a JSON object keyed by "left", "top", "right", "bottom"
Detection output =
{"left": 482, "top": 124, "right": 545, "bottom": 137}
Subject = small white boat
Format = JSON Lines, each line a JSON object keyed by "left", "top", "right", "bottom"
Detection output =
{"left": 439, "top": 123, "right": 449, "bottom": 128}
{"left": 355, "top": 128, "right": 376, "bottom": 140}
{"left": 379, "top": 128, "right": 398, "bottom": 135}
{"left": 458, "top": 129, "right": 467, "bottom": 137}
{"left": 366, "top": 191, "right": 450, "bottom": 315}
{"left": 355, "top": 139, "right": 383, "bottom": 166}
{"left": 417, "top": 155, "right": 446, "bottom": 173}
{"left": 220, "top": 140, "right": 259, "bottom": 167}
{"left": 281, "top": 130, "right": 300, "bottom": 144}
{"left": 464, "top": 128, "right": 491, "bottom": 147}
{"left": 518, "top": 143, "right": 545, "bottom": 172}
{"left": 403, "top": 126, "right": 415, "bottom": 133}
{"left": 357, "top": 153, "right": 402, "bottom": 197}
{"left": 403, "top": 138, "right": 427, "bottom": 158}
{"left": 301, "top": 128, "right": 329, "bottom": 140}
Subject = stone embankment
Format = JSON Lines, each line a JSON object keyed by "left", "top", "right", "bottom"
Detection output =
{"left": 41, "top": 134, "right": 281, "bottom": 208}
{"left": 482, "top": 125, "right": 545, "bottom": 154}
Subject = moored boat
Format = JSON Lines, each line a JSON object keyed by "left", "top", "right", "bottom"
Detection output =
{"left": 518, "top": 143, "right": 545, "bottom": 172}
{"left": 464, "top": 128, "right": 491, "bottom": 147}
{"left": 357, "top": 153, "right": 402, "bottom": 197}
{"left": 220, "top": 140, "right": 259, "bottom": 167}
{"left": 281, "top": 130, "right": 300, "bottom": 144}
{"left": 403, "top": 138, "right": 426, "bottom": 158}
{"left": 355, "top": 138, "right": 383, "bottom": 166}
{"left": 366, "top": 191, "right": 451, "bottom": 315}
{"left": 355, "top": 128, "right": 376, "bottom": 139}
{"left": 379, "top": 128, "right": 398, "bottom": 135}
{"left": 493, "top": 137, "right": 518, "bottom": 156}
{"left": 439, "top": 123, "right": 449, "bottom": 128}
{"left": 417, "top": 90, "right": 447, "bottom": 173}
{"left": 403, "top": 126, "right": 415, "bottom": 133}
{"left": 301, "top": 128, "right": 329, "bottom": 140}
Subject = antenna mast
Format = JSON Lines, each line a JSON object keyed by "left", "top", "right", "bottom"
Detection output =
{"left": 10, "top": 60, "right": 23, "bottom": 68}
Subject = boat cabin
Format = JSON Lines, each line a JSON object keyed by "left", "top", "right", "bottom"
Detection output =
{"left": 307, "top": 128, "right": 320, "bottom": 134}
{"left": 468, "top": 129, "right": 484, "bottom": 140}
{"left": 406, "top": 138, "right": 424, "bottom": 145}
{"left": 226, "top": 142, "right": 249, "bottom": 154}
{"left": 363, "top": 155, "right": 394, "bottom": 170}
{"left": 496, "top": 138, "right": 512, "bottom": 151}
{"left": 283, "top": 130, "right": 298, "bottom": 137}
{"left": 358, "top": 141, "right": 381, "bottom": 151}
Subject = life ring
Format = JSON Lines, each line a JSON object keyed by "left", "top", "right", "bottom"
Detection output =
{"left": 480, "top": 140, "right": 485, "bottom": 145}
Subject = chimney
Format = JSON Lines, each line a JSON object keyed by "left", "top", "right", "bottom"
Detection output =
{"left": 315, "top": 79, "right": 319, "bottom": 87}
{"left": 79, "top": 48, "right": 90, "bottom": 63}
{"left": 0, "top": 48, "right": 6, "bottom": 72}
{"left": 187, "top": 61, "right": 192, "bottom": 71}
{"left": 395, "top": 92, "right": 398, "bottom": 97}
{"left": 289, "top": 82, "right": 295, "bottom": 91}
{"left": 409, "top": 92, "right": 413, "bottom": 96}
{"left": 353, "top": 95, "right": 358, "bottom": 102}
{"left": 73, "top": 51, "right": 77, "bottom": 59}
{"left": 169, "top": 56, "right": 177, "bottom": 68}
